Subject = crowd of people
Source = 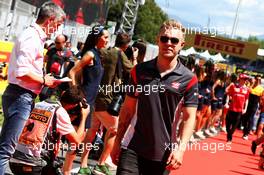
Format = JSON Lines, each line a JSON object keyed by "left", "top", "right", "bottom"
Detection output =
{"left": 190, "top": 61, "right": 264, "bottom": 144}
{"left": 0, "top": 2, "right": 264, "bottom": 175}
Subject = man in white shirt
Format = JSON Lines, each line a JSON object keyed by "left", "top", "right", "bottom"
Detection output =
{"left": 0, "top": 2, "right": 65, "bottom": 174}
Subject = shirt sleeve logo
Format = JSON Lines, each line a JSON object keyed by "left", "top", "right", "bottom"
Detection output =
{"left": 171, "top": 82, "right": 181, "bottom": 90}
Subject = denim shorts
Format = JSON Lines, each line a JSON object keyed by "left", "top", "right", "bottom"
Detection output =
{"left": 259, "top": 113, "right": 264, "bottom": 124}
{"left": 211, "top": 98, "right": 223, "bottom": 111}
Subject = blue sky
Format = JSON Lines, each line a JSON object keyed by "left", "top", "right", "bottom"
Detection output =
{"left": 154, "top": 0, "right": 264, "bottom": 38}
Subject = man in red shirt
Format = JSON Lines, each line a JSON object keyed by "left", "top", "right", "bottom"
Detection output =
{"left": 225, "top": 74, "right": 249, "bottom": 142}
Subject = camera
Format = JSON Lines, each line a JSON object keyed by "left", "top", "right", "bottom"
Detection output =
{"left": 107, "top": 94, "right": 124, "bottom": 116}
{"left": 67, "top": 99, "right": 88, "bottom": 116}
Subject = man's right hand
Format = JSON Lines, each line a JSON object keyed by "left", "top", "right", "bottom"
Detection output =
{"left": 81, "top": 103, "right": 90, "bottom": 120}
{"left": 44, "top": 74, "right": 59, "bottom": 88}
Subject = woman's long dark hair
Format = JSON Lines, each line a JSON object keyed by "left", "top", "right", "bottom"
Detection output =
{"left": 81, "top": 25, "right": 106, "bottom": 57}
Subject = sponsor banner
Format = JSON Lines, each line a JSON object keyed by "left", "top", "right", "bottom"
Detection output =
{"left": 0, "top": 41, "right": 13, "bottom": 62}
{"left": 185, "top": 34, "right": 259, "bottom": 60}
{"left": 0, "top": 40, "right": 47, "bottom": 63}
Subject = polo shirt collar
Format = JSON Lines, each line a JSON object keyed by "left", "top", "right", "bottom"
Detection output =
{"left": 150, "top": 57, "right": 184, "bottom": 75}
{"left": 31, "top": 22, "right": 47, "bottom": 41}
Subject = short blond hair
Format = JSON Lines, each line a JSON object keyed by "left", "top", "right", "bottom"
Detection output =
{"left": 159, "top": 19, "right": 186, "bottom": 39}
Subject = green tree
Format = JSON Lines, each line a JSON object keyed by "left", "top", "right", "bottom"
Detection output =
{"left": 261, "top": 41, "right": 264, "bottom": 49}
{"left": 247, "top": 35, "right": 264, "bottom": 49}
{"left": 134, "top": 0, "right": 168, "bottom": 43}
{"left": 107, "top": 0, "right": 168, "bottom": 44}
{"left": 107, "top": 0, "right": 124, "bottom": 24}
{"left": 236, "top": 36, "right": 243, "bottom": 41}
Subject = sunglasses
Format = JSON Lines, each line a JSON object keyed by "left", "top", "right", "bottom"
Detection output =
{"left": 55, "top": 41, "right": 64, "bottom": 44}
{"left": 160, "top": 36, "right": 179, "bottom": 44}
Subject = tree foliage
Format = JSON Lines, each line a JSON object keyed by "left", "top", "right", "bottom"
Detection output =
{"left": 107, "top": 0, "right": 168, "bottom": 44}
{"left": 236, "top": 36, "right": 264, "bottom": 49}
{"left": 247, "top": 36, "right": 264, "bottom": 49}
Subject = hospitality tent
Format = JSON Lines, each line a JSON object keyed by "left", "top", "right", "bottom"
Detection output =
{"left": 199, "top": 50, "right": 212, "bottom": 60}
{"left": 185, "top": 47, "right": 197, "bottom": 55}
{"left": 212, "top": 53, "right": 226, "bottom": 62}
{"left": 258, "top": 49, "right": 264, "bottom": 57}
{"left": 179, "top": 49, "right": 188, "bottom": 56}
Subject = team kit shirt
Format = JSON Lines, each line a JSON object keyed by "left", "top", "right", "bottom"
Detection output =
{"left": 122, "top": 58, "right": 198, "bottom": 161}
{"left": 227, "top": 83, "right": 249, "bottom": 113}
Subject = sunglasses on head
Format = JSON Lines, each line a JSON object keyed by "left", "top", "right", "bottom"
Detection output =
{"left": 160, "top": 36, "right": 179, "bottom": 44}
{"left": 55, "top": 41, "right": 64, "bottom": 44}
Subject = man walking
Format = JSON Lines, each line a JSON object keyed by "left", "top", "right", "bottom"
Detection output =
{"left": 111, "top": 19, "right": 198, "bottom": 175}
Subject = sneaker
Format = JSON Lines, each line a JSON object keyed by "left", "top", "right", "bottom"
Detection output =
{"left": 242, "top": 135, "right": 248, "bottom": 140}
{"left": 105, "top": 156, "right": 117, "bottom": 171}
{"left": 204, "top": 129, "right": 214, "bottom": 137}
{"left": 209, "top": 127, "right": 218, "bottom": 134}
{"left": 78, "top": 167, "right": 92, "bottom": 175}
{"left": 220, "top": 127, "right": 227, "bottom": 133}
{"left": 93, "top": 164, "right": 112, "bottom": 175}
{"left": 251, "top": 141, "right": 257, "bottom": 155}
{"left": 193, "top": 131, "right": 206, "bottom": 140}
{"left": 189, "top": 135, "right": 198, "bottom": 143}
{"left": 227, "top": 140, "right": 232, "bottom": 144}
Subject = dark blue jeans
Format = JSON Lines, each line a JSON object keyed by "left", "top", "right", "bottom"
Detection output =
{"left": 0, "top": 84, "right": 36, "bottom": 174}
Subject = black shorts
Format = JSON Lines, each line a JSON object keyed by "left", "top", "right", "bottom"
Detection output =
{"left": 117, "top": 148, "right": 170, "bottom": 175}
{"left": 211, "top": 98, "right": 223, "bottom": 111}
{"left": 197, "top": 98, "right": 204, "bottom": 111}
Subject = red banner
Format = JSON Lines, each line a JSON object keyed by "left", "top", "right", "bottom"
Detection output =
{"left": 22, "top": 0, "right": 109, "bottom": 25}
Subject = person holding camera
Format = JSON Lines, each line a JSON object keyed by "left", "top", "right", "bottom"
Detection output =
{"left": 9, "top": 86, "right": 89, "bottom": 175}
{"left": 111, "top": 20, "right": 198, "bottom": 175}
{"left": 0, "top": 2, "right": 65, "bottom": 174}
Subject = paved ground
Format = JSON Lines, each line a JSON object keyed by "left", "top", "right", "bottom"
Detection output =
{"left": 171, "top": 130, "right": 264, "bottom": 175}
{"left": 5, "top": 151, "right": 117, "bottom": 175}
{"left": 2, "top": 127, "right": 264, "bottom": 175}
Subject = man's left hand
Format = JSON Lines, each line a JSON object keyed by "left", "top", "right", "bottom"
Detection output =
{"left": 166, "top": 150, "right": 184, "bottom": 170}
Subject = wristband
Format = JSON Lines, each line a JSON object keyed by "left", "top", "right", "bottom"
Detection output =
{"left": 42, "top": 76, "right": 45, "bottom": 86}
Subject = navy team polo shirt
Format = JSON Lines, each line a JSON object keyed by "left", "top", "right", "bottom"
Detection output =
{"left": 122, "top": 58, "right": 198, "bottom": 161}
